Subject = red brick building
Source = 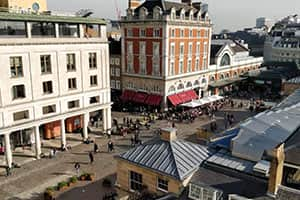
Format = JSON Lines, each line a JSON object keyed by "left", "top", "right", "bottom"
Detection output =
{"left": 120, "top": 0, "right": 212, "bottom": 110}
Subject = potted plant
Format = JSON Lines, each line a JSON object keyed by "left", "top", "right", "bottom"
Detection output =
{"left": 68, "top": 176, "right": 78, "bottom": 186}
{"left": 44, "top": 186, "right": 55, "bottom": 200}
{"left": 57, "top": 181, "right": 68, "bottom": 191}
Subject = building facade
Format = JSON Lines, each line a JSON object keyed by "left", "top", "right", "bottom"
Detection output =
{"left": 0, "top": 0, "right": 47, "bottom": 12}
{"left": 208, "top": 39, "right": 263, "bottom": 95}
{"left": 264, "top": 15, "right": 300, "bottom": 69}
{"left": 0, "top": 10, "right": 111, "bottom": 168}
{"left": 120, "top": 0, "right": 212, "bottom": 110}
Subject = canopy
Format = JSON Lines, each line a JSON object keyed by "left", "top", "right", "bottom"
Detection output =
{"left": 180, "top": 95, "right": 224, "bottom": 108}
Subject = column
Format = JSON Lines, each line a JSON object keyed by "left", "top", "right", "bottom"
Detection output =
{"left": 102, "top": 109, "right": 107, "bottom": 133}
{"left": 34, "top": 126, "right": 41, "bottom": 159}
{"left": 198, "top": 88, "right": 202, "bottom": 99}
{"left": 106, "top": 107, "right": 112, "bottom": 135}
{"left": 4, "top": 133, "right": 12, "bottom": 168}
{"left": 83, "top": 113, "right": 89, "bottom": 140}
{"left": 55, "top": 23, "right": 59, "bottom": 38}
{"left": 61, "top": 119, "right": 66, "bottom": 148}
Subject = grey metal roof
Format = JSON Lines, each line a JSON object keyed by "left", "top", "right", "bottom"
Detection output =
{"left": 231, "top": 89, "right": 300, "bottom": 162}
{"left": 117, "top": 139, "right": 213, "bottom": 180}
{"left": 206, "top": 150, "right": 256, "bottom": 174}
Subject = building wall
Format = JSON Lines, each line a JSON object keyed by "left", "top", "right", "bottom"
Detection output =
{"left": 116, "top": 159, "right": 185, "bottom": 196}
{"left": 0, "top": 0, "right": 47, "bottom": 11}
{"left": 0, "top": 23, "right": 111, "bottom": 133}
{"left": 110, "top": 54, "right": 122, "bottom": 90}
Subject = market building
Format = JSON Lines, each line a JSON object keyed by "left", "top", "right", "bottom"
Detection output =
{"left": 120, "top": 0, "right": 212, "bottom": 110}
{"left": 0, "top": 5, "right": 111, "bottom": 168}
{"left": 208, "top": 39, "right": 263, "bottom": 96}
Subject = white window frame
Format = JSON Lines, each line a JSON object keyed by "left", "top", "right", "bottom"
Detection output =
{"left": 157, "top": 177, "right": 169, "bottom": 193}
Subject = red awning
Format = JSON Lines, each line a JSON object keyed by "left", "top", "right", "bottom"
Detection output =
{"left": 132, "top": 92, "right": 148, "bottom": 104}
{"left": 121, "top": 90, "right": 136, "bottom": 101}
{"left": 168, "top": 94, "right": 182, "bottom": 106}
{"left": 177, "top": 91, "right": 191, "bottom": 103}
{"left": 145, "top": 95, "right": 162, "bottom": 106}
{"left": 187, "top": 90, "right": 198, "bottom": 100}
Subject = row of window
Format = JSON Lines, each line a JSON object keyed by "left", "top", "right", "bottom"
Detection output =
{"left": 127, "top": 28, "right": 160, "bottom": 38}
{"left": 129, "top": 171, "right": 168, "bottom": 192}
{"left": 170, "top": 42, "right": 208, "bottom": 58}
{"left": 12, "top": 96, "right": 100, "bottom": 122}
{"left": 110, "top": 80, "right": 121, "bottom": 90}
{"left": 169, "top": 57, "right": 207, "bottom": 75}
{"left": 110, "top": 67, "right": 121, "bottom": 77}
{"left": 10, "top": 52, "right": 98, "bottom": 78}
{"left": 12, "top": 76, "right": 98, "bottom": 100}
{"left": 170, "top": 28, "right": 209, "bottom": 38}
{"left": 0, "top": 21, "right": 102, "bottom": 38}
{"left": 126, "top": 82, "right": 162, "bottom": 93}
{"left": 110, "top": 57, "right": 121, "bottom": 65}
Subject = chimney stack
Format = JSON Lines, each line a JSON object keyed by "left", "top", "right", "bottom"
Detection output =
{"left": 160, "top": 128, "right": 177, "bottom": 142}
{"left": 182, "top": 0, "right": 192, "bottom": 6}
{"left": 268, "top": 144, "right": 285, "bottom": 196}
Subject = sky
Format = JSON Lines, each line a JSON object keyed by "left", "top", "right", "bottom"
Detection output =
{"left": 48, "top": 0, "right": 300, "bottom": 33}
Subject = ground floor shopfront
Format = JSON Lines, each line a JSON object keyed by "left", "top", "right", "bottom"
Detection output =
{"left": 0, "top": 104, "right": 112, "bottom": 168}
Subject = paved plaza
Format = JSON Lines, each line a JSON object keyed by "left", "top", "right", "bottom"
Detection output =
{"left": 0, "top": 101, "right": 256, "bottom": 200}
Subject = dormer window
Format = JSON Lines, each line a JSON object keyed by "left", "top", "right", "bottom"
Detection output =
{"left": 139, "top": 7, "right": 148, "bottom": 20}
{"left": 170, "top": 8, "right": 176, "bottom": 20}
{"left": 189, "top": 10, "right": 193, "bottom": 20}
{"left": 153, "top": 6, "right": 162, "bottom": 20}
{"left": 180, "top": 9, "right": 185, "bottom": 20}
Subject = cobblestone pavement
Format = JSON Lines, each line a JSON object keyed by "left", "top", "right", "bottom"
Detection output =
{"left": 0, "top": 103, "right": 256, "bottom": 200}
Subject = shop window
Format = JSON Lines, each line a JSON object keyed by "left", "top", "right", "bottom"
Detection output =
{"left": 0, "top": 21, "right": 26, "bottom": 38}
{"left": 42, "top": 104, "right": 56, "bottom": 115}
{"left": 12, "top": 85, "right": 26, "bottom": 99}
{"left": 41, "top": 55, "right": 52, "bottom": 74}
{"left": 68, "top": 78, "right": 77, "bottom": 90}
{"left": 13, "top": 110, "right": 29, "bottom": 121}
{"left": 67, "top": 54, "right": 76, "bottom": 71}
{"left": 31, "top": 22, "right": 55, "bottom": 37}
{"left": 89, "top": 52, "right": 97, "bottom": 69}
{"left": 10, "top": 56, "right": 23, "bottom": 78}
{"left": 68, "top": 100, "right": 80, "bottom": 109}
{"left": 89, "top": 96, "right": 100, "bottom": 104}
{"left": 58, "top": 23, "right": 79, "bottom": 38}
{"left": 43, "top": 81, "right": 53, "bottom": 94}
{"left": 130, "top": 171, "right": 143, "bottom": 191}
{"left": 157, "top": 177, "right": 168, "bottom": 192}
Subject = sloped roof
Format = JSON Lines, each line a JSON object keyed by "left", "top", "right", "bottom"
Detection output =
{"left": 231, "top": 89, "right": 300, "bottom": 162}
{"left": 117, "top": 138, "right": 213, "bottom": 180}
{"left": 134, "top": 0, "right": 198, "bottom": 15}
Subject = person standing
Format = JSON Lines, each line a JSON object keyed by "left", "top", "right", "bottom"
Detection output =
{"left": 74, "top": 162, "right": 80, "bottom": 176}
{"left": 6, "top": 166, "right": 11, "bottom": 177}
{"left": 89, "top": 152, "right": 94, "bottom": 164}
{"left": 94, "top": 143, "right": 99, "bottom": 153}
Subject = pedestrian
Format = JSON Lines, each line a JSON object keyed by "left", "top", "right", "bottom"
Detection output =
{"left": 108, "top": 140, "right": 114, "bottom": 152}
{"left": 94, "top": 143, "right": 99, "bottom": 153}
{"left": 89, "top": 152, "right": 94, "bottom": 164}
{"left": 172, "top": 122, "right": 176, "bottom": 128}
{"left": 6, "top": 166, "right": 11, "bottom": 177}
{"left": 49, "top": 148, "right": 54, "bottom": 159}
{"left": 131, "top": 135, "right": 135, "bottom": 146}
{"left": 74, "top": 162, "right": 80, "bottom": 176}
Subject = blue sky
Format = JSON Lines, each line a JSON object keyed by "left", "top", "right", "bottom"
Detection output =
{"left": 48, "top": 0, "right": 300, "bottom": 33}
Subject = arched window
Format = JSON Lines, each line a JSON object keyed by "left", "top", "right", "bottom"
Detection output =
{"left": 220, "top": 53, "right": 231, "bottom": 66}
{"left": 180, "top": 9, "right": 185, "bottom": 20}
{"left": 194, "top": 80, "right": 200, "bottom": 87}
{"left": 168, "top": 85, "right": 176, "bottom": 94}
{"left": 233, "top": 71, "right": 238, "bottom": 77}
{"left": 170, "top": 8, "right": 176, "bottom": 20}
{"left": 186, "top": 82, "right": 193, "bottom": 88}
{"left": 153, "top": 6, "right": 162, "bottom": 19}
{"left": 139, "top": 7, "right": 148, "bottom": 20}
{"left": 202, "top": 78, "right": 207, "bottom": 85}
{"left": 220, "top": 74, "right": 225, "bottom": 80}
{"left": 210, "top": 76, "right": 215, "bottom": 82}
{"left": 226, "top": 73, "right": 230, "bottom": 79}
{"left": 189, "top": 10, "right": 193, "bottom": 20}
{"left": 177, "top": 83, "right": 184, "bottom": 90}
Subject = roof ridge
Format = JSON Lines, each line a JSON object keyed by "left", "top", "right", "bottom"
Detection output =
{"left": 169, "top": 140, "right": 181, "bottom": 180}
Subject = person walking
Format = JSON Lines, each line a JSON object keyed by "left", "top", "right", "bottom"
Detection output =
{"left": 6, "top": 166, "right": 11, "bottom": 177}
{"left": 89, "top": 152, "right": 94, "bottom": 164}
{"left": 74, "top": 162, "right": 80, "bottom": 176}
{"left": 94, "top": 143, "right": 99, "bottom": 153}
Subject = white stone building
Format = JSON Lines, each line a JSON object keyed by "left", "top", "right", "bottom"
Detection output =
{"left": 0, "top": 11, "right": 111, "bottom": 168}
